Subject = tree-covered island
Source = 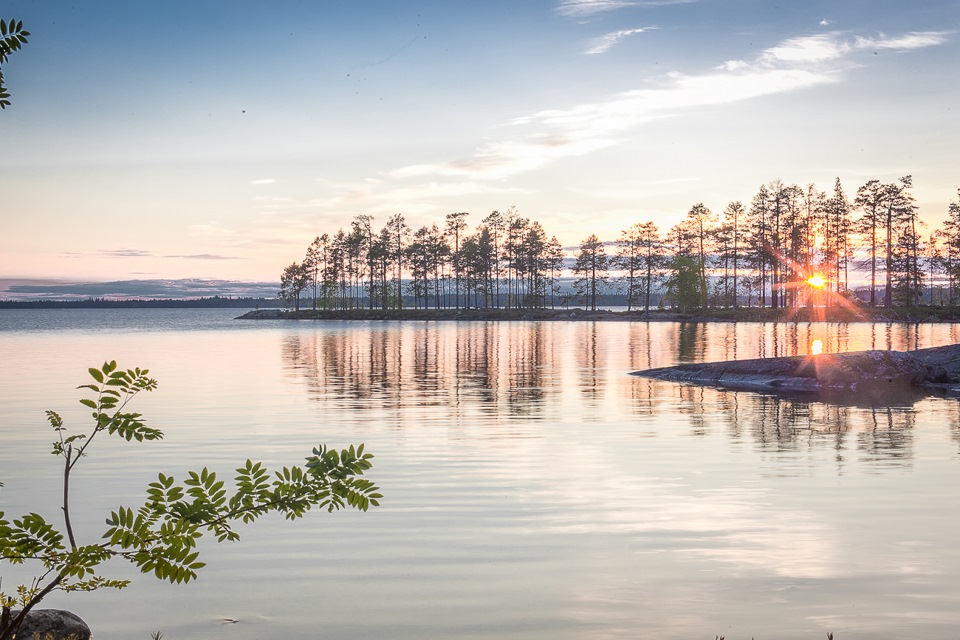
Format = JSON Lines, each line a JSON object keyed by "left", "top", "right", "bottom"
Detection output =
{"left": 275, "top": 178, "right": 960, "bottom": 320}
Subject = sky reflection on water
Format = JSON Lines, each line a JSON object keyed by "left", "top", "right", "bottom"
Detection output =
{"left": 2, "top": 311, "right": 960, "bottom": 639}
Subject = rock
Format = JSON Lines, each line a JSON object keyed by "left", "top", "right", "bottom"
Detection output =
{"left": 5, "top": 609, "right": 92, "bottom": 640}
{"left": 632, "top": 343, "right": 960, "bottom": 402}
{"left": 235, "top": 308, "right": 284, "bottom": 319}
{"left": 911, "top": 343, "right": 960, "bottom": 381}
{"left": 784, "top": 349, "right": 943, "bottom": 391}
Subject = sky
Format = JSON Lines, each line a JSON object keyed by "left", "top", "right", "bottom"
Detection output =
{"left": 1, "top": 0, "right": 958, "bottom": 289}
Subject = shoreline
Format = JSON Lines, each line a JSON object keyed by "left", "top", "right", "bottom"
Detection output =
{"left": 630, "top": 342, "right": 960, "bottom": 402}
{"left": 236, "top": 306, "right": 960, "bottom": 323}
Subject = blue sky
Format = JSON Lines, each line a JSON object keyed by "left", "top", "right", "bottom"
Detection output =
{"left": 1, "top": 0, "right": 958, "bottom": 283}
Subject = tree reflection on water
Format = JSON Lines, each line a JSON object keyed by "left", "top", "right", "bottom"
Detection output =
{"left": 280, "top": 320, "right": 960, "bottom": 467}
{"left": 281, "top": 322, "right": 560, "bottom": 418}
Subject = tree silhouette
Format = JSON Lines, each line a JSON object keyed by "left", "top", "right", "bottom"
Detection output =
{"left": 572, "top": 234, "right": 609, "bottom": 311}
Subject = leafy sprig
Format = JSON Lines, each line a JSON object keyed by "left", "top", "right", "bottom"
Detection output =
{"left": 0, "top": 18, "right": 30, "bottom": 109}
{"left": 0, "top": 361, "right": 379, "bottom": 640}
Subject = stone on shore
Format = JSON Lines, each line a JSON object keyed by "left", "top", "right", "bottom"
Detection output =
{"left": 5, "top": 609, "right": 92, "bottom": 640}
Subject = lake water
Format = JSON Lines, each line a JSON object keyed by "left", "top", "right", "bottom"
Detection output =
{"left": 2, "top": 309, "right": 960, "bottom": 639}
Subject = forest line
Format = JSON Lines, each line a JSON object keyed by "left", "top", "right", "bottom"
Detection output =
{"left": 278, "top": 176, "right": 960, "bottom": 313}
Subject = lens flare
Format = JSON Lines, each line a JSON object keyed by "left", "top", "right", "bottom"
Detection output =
{"left": 806, "top": 274, "right": 826, "bottom": 288}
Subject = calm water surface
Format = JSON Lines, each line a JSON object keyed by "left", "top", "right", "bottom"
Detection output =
{"left": 2, "top": 309, "right": 960, "bottom": 639}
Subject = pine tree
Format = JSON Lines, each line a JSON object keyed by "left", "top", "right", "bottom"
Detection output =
{"left": 940, "top": 190, "right": 960, "bottom": 305}
{"left": 572, "top": 234, "right": 609, "bottom": 311}
{"left": 825, "top": 178, "right": 852, "bottom": 298}
{"left": 686, "top": 203, "right": 715, "bottom": 309}
{"left": 854, "top": 180, "right": 886, "bottom": 307}
{"left": 384, "top": 213, "right": 409, "bottom": 309}
{"left": 746, "top": 185, "right": 772, "bottom": 307}
{"left": 445, "top": 212, "right": 469, "bottom": 309}
{"left": 616, "top": 222, "right": 647, "bottom": 311}
{"left": 882, "top": 176, "right": 917, "bottom": 307}
{"left": 279, "top": 262, "right": 310, "bottom": 311}
{"left": 722, "top": 201, "right": 745, "bottom": 309}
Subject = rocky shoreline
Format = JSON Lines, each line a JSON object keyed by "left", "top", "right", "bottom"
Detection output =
{"left": 631, "top": 343, "right": 960, "bottom": 401}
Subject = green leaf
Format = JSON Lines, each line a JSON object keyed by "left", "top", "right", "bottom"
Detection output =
{"left": 46, "top": 410, "right": 63, "bottom": 429}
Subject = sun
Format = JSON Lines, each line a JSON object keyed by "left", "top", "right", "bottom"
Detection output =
{"left": 806, "top": 273, "right": 826, "bottom": 289}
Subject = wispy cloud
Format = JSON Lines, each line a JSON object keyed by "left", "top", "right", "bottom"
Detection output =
{"left": 558, "top": 0, "right": 636, "bottom": 16}
{"left": 854, "top": 31, "right": 949, "bottom": 51}
{"left": 163, "top": 254, "right": 243, "bottom": 260}
{"left": 389, "top": 134, "right": 617, "bottom": 181}
{"left": 585, "top": 26, "right": 658, "bottom": 54}
{"left": 190, "top": 222, "right": 238, "bottom": 237}
{"left": 302, "top": 179, "right": 523, "bottom": 217}
{"left": 755, "top": 33, "right": 853, "bottom": 65}
{"left": 557, "top": 0, "right": 694, "bottom": 16}
{"left": 389, "top": 30, "right": 948, "bottom": 182}
{"left": 732, "top": 30, "right": 947, "bottom": 68}
{"left": 94, "top": 249, "right": 241, "bottom": 261}
{"left": 99, "top": 249, "right": 153, "bottom": 258}
{"left": 251, "top": 178, "right": 276, "bottom": 185}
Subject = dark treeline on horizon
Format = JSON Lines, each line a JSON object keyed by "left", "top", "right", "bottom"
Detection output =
{"left": 279, "top": 177, "right": 960, "bottom": 313}
{"left": 0, "top": 296, "right": 277, "bottom": 309}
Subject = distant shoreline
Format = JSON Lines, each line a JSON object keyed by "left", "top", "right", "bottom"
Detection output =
{"left": 237, "top": 306, "right": 960, "bottom": 324}
{"left": 0, "top": 297, "right": 276, "bottom": 309}
{"left": 3, "top": 299, "right": 959, "bottom": 323}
